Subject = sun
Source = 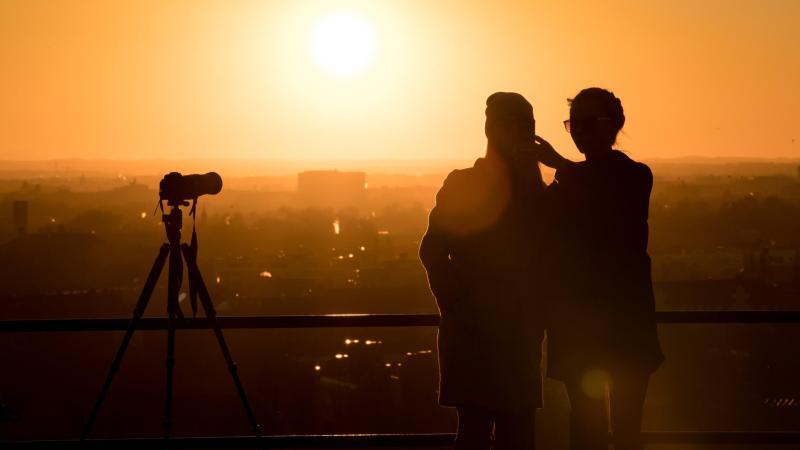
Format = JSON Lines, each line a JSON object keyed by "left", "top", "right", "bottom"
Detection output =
{"left": 310, "top": 11, "right": 377, "bottom": 77}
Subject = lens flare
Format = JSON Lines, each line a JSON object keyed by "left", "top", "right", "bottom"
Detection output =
{"left": 580, "top": 369, "right": 610, "bottom": 400}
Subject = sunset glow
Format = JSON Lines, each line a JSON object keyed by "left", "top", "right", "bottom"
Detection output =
{"left": 0, "top": 1, "right": 798, "bottom": 162}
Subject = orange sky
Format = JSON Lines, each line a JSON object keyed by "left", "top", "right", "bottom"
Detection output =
{"left": 1, "top": 0, "right": 798, "bottom": 164}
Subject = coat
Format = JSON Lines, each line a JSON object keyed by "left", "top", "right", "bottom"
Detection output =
{"left": 419, "top": 157, "right": 546, "bottom": 412}
{"left": 545, "top": 150, "right": 664, "bottom": 380}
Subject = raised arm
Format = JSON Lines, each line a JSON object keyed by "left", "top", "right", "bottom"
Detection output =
{"left": 516, "top": 135, "right": 575, "bottom": 171}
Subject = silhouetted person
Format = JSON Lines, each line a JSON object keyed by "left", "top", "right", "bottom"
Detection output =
{"left": 536, "top": 88, "right": 664, "bottom": 450}
{"left": 420, "top": 92, "right": 547, "bottom": 450}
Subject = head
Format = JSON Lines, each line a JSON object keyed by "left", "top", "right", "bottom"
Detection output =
{"left": 567, "top": 87, "right": 625, "bottom": 157}
{"left": 485, "top": 92, "right": 535, "bottom": 159}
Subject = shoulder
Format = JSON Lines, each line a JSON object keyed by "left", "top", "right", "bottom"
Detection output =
{"left": 629, "top": 159, "right": 653, "bottom": 188}
{"left": 437, "top": 167, "right": 475, "bottom": 202}
{"left": 634, "top": 161, "right": 653, "bottom": 185}
{"left": 445, "top": 167, "right": 474, "bottom": 183}
{"left": 442, "top": 158, "right": 486, "bottom": 189}
{"left": 441, "top": 167, "right": 474, "bottom": 189}
{"left": 612, "top": 151, "right": 652, "bottom": 186}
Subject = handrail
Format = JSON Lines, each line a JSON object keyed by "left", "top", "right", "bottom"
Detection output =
{"left": 5, "top": 431, "right": 800, "bottom": 448}
{"left": 1, "top": 310, "right": 800, "bottom": 333}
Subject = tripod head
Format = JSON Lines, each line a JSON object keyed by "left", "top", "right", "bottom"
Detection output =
{"left": 162, "top": 204, "right": 184, "bottom": 245}
{"left": 157, "top": 171, "right": 222, "bottom": 245}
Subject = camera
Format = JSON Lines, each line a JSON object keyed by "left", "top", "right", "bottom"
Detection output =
{"left": 159, "top": 172, "right": 223, "bottom": 203}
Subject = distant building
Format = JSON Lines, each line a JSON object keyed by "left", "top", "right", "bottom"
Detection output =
{"left": 12, "top": 200, "right": 28, "bottom": 235}
{"left": 297, "top": 171, "right": 366, "bottom": 209}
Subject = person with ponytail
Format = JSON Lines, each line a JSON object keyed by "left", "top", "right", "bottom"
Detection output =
{"left": 526, "top": 87, "right": 663, "bottom": 450}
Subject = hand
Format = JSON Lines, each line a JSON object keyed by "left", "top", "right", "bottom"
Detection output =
{"left": 517, "top": 135, "right": 571, "bottom": 170}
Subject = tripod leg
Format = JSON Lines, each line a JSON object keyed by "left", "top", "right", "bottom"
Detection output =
{"left": 81, "top": 244, "right": 169, "bottom": 440}
{"left": 163, "top": 243, "right": 183, "bottom": 439}
{"left": 181, "top": 244, "right": 263, "bottom": 437}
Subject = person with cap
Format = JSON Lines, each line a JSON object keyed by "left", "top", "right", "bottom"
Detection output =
{"left": 419, "top": 92, "right": 548, "bottom": 450}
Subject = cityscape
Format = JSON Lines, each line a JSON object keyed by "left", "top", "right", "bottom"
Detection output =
{"left": 1, "top": 159, "right": 799, "bottom": 447}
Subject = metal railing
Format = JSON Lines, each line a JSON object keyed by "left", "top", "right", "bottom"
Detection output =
{"left": 2, "top": 310, "right": 800, "bottom": 448}
{"left": 3, "top": 310, "right": 800, "bottom": 333}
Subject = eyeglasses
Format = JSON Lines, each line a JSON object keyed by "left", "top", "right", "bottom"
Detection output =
{"left": 563, "top": 117, "right": 614, "bottom": 133}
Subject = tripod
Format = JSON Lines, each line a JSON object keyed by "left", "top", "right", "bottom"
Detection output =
{"left": 81, "top": 203, "right": 262, "bottom": 440}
